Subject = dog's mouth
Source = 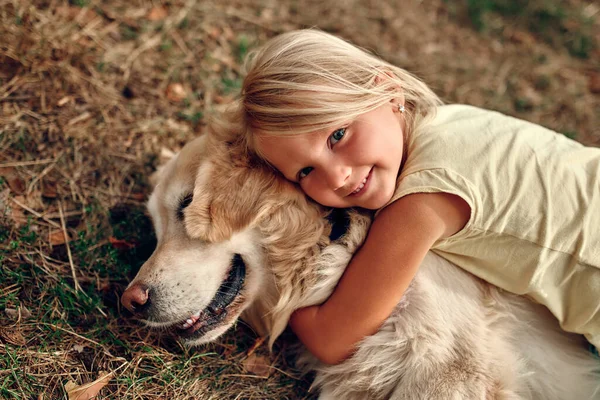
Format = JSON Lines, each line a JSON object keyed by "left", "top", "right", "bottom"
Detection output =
{"left": 176, "top": 254, "right": 246, "bottom": 338}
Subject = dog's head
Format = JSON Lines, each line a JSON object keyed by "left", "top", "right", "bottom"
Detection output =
{"left": 121, "top": 134, "right": 370, "bottom": 347}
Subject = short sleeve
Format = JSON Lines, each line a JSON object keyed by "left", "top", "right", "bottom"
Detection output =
{"left": 376, "top": 168, "right": 481, "bottom": 239}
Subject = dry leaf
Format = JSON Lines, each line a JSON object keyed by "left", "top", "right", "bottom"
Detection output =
{"left": 57, "top": 96, "right": 72, "bottom": 106}
{"left": 0, "top": 167, "right": 26, "bottom": 194}
{"left": 147, "top": 7, "right": 168, "bottom": 21}
{"left": 0, "top": 327, "right": 26, "bottom": 346}
{"left": 72, "top": 344, "right": 86, "bottom": 353}
{"left": 207, "top": 26, "right": 221, "bottom": 40}
{"left": 97, "top": 278, "right": 111, "bottom": 292}
{"left": 510, "top": 30, "right": 535, "bottom": 45}
{"left": 589, "top": 73, "right": 600, "bottom": 94}
{"left": 243, "top": 354, "right": 271, "bottom": 378}
{"left": 49, "top": 230, "right": 68, "bottom": 245}
{"left": 5, "top": 306, "right": 32, "bottom": 320}
{"left": 9, "top": 196, "right": 27, "bottom": 226}
{"left": 130, "top": 192, "right": 146, "bottom": 201}
{"left": 41, "top": 179, "right": 58, "bottom": 199}
{"left": 109, "top": 236, "right": 135, "bottom": 250}
{"left": 165, "top": 83, "right": 187, "bottom": 102}
{"left": 21, "top": 305, "right": 32, "bottom": 318}
{"left": 519, "top": 84, "right": 543, "bottom": 107}
{"left": 65, "top": 371, "right": 112, "bottom": 400}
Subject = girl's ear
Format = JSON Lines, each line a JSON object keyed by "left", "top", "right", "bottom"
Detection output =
{"left": 392, "top": 94, "right": 406, "bottom": 112}
{"left": 374, "top": 72, "right": 405, "bottom": 108}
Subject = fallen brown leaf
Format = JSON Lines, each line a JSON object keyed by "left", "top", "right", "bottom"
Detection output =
{"left": 147, "top": 6, "right": 168, "bottom": 21}
{"left": 509, "top": 30, "right": 536, "bottom": 45}
{"left": 64, "top": 371, "right": 112, "bottom": 400}
{"left": 72, "top": 344, "right": 86, "bottom": 353}
{"left": 165, "top": 83, "right": 187, "bottom": 102}
{"left": 49, "top": 230, "right": 68, "bottom": 246}
{"left": 0, "top": 327, "right": 26, "bottom": 346}
{"left": 243, "top": 354, "right": 271, "bottom": 378}
{"left": 5, "top": 306, "right": 32, "bottom": 320}
{"left": 108, "top": 236, "right": 135, "bottom": 250}
{"left": 0, "top": 167, "right": 26, "bottom": 195}
{"left": 41, "top": 179, "right": 58, "bottom": 199}
{"left": 9, "top": 195, "right": 27, "bottom": 226}
{"left": 589, "top": 73, "right": 600, "bottom": 94}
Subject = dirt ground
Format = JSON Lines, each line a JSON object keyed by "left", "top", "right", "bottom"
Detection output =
{"left": 0, "top": 0, "right": 598, "bottom": 399}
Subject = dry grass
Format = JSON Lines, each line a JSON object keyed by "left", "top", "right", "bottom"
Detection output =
{"left": 0, "top": 0, "right": 598, "bottom": 398}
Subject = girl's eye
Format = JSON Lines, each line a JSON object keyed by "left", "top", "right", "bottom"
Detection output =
{"left": 298, "top": 167, "right": 314, "bottom": 180}
{"left": 329, "top": 128, "right": 346, "bottom": 146}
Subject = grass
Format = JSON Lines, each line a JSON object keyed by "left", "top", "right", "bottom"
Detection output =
{"left": 0, "top": 0, "right": 598, "bottom": 398}
{"left": 458, "top": 0, "right": 597, "bottom": 58}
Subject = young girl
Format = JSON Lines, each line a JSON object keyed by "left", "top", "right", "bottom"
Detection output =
{"left": 232, "top": 29, "right": 600, "bottom": 365}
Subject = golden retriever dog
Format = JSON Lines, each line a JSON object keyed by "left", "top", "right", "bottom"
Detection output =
{"left": 122, "top": 134, "right": 600, "bottom": 399}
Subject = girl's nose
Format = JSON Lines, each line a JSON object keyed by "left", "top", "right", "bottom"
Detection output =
{"left": 323, "top": 165, "right": 351, "bottom": 191}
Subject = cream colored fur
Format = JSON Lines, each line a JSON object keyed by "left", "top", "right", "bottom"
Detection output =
{"left": 128, "top": 134, "right": 600, "bottom": 400}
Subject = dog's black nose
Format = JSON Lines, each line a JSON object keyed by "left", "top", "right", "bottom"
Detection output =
{"left": 121, "top": 283, "right": 150, "bottom": 315}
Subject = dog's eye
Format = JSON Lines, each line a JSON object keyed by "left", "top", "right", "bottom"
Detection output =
{"left": 177, "top": 193, "right": 193, "bottom": 221}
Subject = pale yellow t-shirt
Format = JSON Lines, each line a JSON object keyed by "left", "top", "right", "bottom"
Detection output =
{"left": 386, "top": 104, "right": 600, "bottom": 347}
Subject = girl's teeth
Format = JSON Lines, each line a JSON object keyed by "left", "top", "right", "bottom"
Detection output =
{"left": 353, "top": 177, "right": 368, "bottom": 194}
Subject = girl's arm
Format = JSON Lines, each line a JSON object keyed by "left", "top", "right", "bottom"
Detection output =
{"left": 289, "top": 192, "right": 470, "bottom": 365}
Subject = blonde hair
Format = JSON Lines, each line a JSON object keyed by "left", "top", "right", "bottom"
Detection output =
{"left": 216, "top": 29, "right": 442, "bottom": 155}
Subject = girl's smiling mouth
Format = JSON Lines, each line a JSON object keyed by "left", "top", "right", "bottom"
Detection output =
{"left": 350, "top": 168, "right": 373, "bottom": 196}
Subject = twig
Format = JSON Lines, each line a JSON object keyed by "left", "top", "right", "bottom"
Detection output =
{"left": 0, "top": 158, "right": 57, "bottom": 168}
{"left": 10, "top": 197, "right": 62, "bottom": 229}
{"left": 0, "top": 76, "right": 20, "bottom": 98}
{"left": 59, "top": 201, "right": 81, "bottom": 293}
{"left": 246, "top": 337, "right": 266, "bottom": 357}
{"left": 27, "top": 161, "right": 57, "bottom": 195}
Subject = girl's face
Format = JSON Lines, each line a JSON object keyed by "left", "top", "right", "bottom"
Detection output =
{"left": 256, "top": 101, "right": 405, "bottom": 209}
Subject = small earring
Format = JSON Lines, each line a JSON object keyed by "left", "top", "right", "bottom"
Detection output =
{"left": 397, "top": 104, "right": 405, "bottom": 114}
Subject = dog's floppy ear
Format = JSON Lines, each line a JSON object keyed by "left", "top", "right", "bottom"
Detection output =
{"left": 183, "top": 160, "right": 220, "bottom": 241}
{"left": 184, "top": 137, "right": 288, "bottom": 243}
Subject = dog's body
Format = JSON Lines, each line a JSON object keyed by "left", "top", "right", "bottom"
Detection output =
{"left": 122, "top": 135, "right": 600, "bottom": 399}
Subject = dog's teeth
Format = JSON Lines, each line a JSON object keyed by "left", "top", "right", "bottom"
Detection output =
{"left": 182, "top": 322, "right": 190, "bottom": 329}
{"left": 186, "top": 318, "right": 193, "bottom": 325}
